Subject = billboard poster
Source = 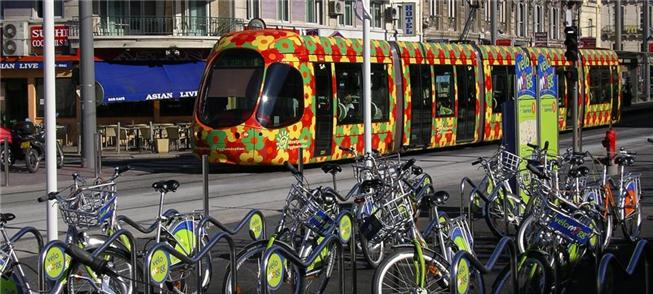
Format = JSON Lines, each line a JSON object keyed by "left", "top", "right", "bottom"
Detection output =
{"left": 536, "top": 54, "right": 559, "bottom": 156}
{"left": 515, "top": 52, "right": 537, "bottom": 201}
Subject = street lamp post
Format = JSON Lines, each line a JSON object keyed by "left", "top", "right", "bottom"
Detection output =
{"left": 43, "top": 0, "right": 58, "bottom": 241}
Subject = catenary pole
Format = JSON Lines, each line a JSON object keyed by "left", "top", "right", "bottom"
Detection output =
{"left": 80, "top": 0, "right": 97, "bottom": 169}
{"left": 567, "top": 4, "right": 581, "bottom": 152}
{"left": 616, "top": 0, "right": 622, "bottom": 51}
{"left": 491, "top": 0, "right": 497, "bottom": 44}
{"left": 363, "top": 0, "right": 372, "bottom": 156}
{"left": 44, "top": 0, "right": 58, "bottom": 241}
{"left": 643, "top": 0, "right": 651, "bottom": 102}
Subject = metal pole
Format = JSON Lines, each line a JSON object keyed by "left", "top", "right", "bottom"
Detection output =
{"left": 80, "top": 0, "right": 97, "bottom": 169}
{"left": 2, "top": 138, "right": 8, "bottom": 187}
{"left": 97, "top": 133, "right": 102, "bottom": 175}
{"left": 363, "top": 0, "right": 372, "bottom": 157}
{"left": 202, "top": 154, "right": 209, "bottom": 216}
{"left": 44, "top": 0, "right": 58, "bottom": 241}
{"left": 616, "top": 0, "right": 622, "bottom": 51}
{"left": 149, "top": 121, "right": 154, "bottom": 152}
{"left": 491, "top": 0, "right": 497, "bottom": 44}
{"left": 644, "top": 0, "right": 652, "bottom": 102}
{"left": 116, "top": 122, "right": 121, "bottom": 153}
{"left": 298, "top": 147, "right": 304, "bottom": 174}
{"left": 567, "top": 6, "right": 581, "bottom": 153}
{"left": 94, "top": 133, "right": 100, "bottom": 178}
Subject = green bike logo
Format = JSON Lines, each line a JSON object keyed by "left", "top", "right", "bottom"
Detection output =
{"left": 456, "top": 259, "right": 470, "bottom": 294}
{"left": 338, "top": 214, "right": 352, "bottom": 243}
{"left": 44, "top": 246, "right": 69, "bottom": 281}
{"left": 266, "top": 253, "right": 284, "bottom": 290}
{"left": 149, "top": 249, "right": 170, "bottom": 285}
{"left": 249, "top": 213, "right": 264, "bottom": 240}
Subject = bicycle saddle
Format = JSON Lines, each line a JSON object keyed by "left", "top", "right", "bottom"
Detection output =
{"left": 426, "top": 191, "right": 450, "bottom": 206}
{"left": 0, "top": 213, "right": 15, "bottom": 223}
{"left": 568, "top": 166, "right": 590, "bottom": 178}
{"left": 615, "top": 155, "right": 635, "bottom": 166}
{"left": 360, "top": 179, "right": 384, "bottom": 191}
{"left": 321, "top": 163, "right": 342, "bottom": 175}
{"left": 152, "top": 180, "right": 180, "bottom": 193}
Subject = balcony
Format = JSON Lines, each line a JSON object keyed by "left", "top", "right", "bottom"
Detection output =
{"left": 68, "top": 16, "right": 244, "bottom": 38}
{"left": 601, "top": 25, "right": 645, "bottom": 41}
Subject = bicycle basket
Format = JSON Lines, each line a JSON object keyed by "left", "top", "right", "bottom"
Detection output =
{"left": 352, "top": 154, "right": 402, "bottom": 182}
{"left": 494, "top": 149, "right": 521, "bottom": 181}
{"left": 360, "top": 191, "right": 413, "bottom": 244}
{"left": 284, "top": 184, "right": 335, "bottom": 236}
{"left": 58, "top": 186, "right": 117, "bottom": 229}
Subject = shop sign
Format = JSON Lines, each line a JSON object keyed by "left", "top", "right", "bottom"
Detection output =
{"left": 534, "top": 32, "right": 548, "bottom": 47}
{"left": 496, "top": 39, "right": 512, "bottom": 46}
{"left": 30, "top": 25, "right": 69, "bottom": 48}
{"left": 0, "top": 62, "right": 72, "bottom": 70}
{"left": 403, "top": 3, "right": 415, "bottom": 36}
{"left": 579, "top": 37, "right": 596, "bottom": 48}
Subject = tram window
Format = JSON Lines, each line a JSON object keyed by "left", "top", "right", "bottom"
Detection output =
{"left": 589, "top": 66, "right": 611, "bottom": 104}
{"left": 200, "top": 49, "right": 263, "bottom": 128}
{"left": 335, "top": 63, "right": 363, "bottom": 124}
{"left": 257, "top": 63, "right": 304, "bottom": 128}
{"left": 491, "top": 66, "right": 515, "bottom": 113}
{"left": 433, "top": 65, "right": 454, "bottom": 117}
{"left": 371, "top": 63, "right": 389, "bottom": 122}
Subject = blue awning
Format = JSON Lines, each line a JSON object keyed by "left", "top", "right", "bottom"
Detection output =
{"left": 95, "top": 61, "right": 206, "bottom": 103}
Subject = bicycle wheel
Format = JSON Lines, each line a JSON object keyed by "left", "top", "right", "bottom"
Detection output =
{"left": 361, "top": 235, "right": 385, "bottom": 268}
{"left": 165, "top": 246, "right": 212, "bottom": 294}
{"left": 621, "top": 180, "right": 641, "bottom": 241}
{"left": 484, "top": 191, "right": 519, "bottom": 238}
{"left": 372, "top": 247, "right": 450, "bottom": 294}
{"left": 66, "top": 246, "right": 135, "bottom": 294}
{"left": 223, "top": 240, "right": 302, "bottom": 294}
{"left": 492, "top": 250, "right": 554, "bottom": 294}
{"left": 517, "top": 215, "right": 550, "bottom": 254}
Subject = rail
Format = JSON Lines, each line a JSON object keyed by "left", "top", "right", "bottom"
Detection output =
{"left": 260, "top": 211, "right": 356, "bottom": 294}
{"left": 68, "top": 16, "right": 245, "bottom": 37}
{"left": 10, "top": 226, "right": 45, "bottom": 291}
{"left": 597, "top": 239, "right": 653, "bottom": 294}
{"left": 196, "top": 209, "right": 267, "bottom": 240}
{"left": 39, "top": 229, "right": 138, "bottom": 293}
{"left": 449, "top": 236, "right": 518, "bottom": 294}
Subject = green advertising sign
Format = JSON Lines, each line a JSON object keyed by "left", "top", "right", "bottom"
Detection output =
{"left": 536, "top": 54, "right": 559, "bottom": 156}
{"left": 515, "top": 52, "right": 537, "bottom": 201}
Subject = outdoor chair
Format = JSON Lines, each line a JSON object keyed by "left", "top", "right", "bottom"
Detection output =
{"left": 104, "top": 127, "right": 117, "bottom": 148}
{"left": 166, "top": 127, "right": 181, "bottom": 151}
{"left": 139, "top": 127, "right": 153, "bottom": 151}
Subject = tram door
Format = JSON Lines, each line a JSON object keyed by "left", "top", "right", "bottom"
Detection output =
{"left": 409, "top": 65, "right": 433, "bottom": 147}
{"left": 456, "top": 65, "right": 476, "bottom": 142}
{"left": 313, "top": 63, "right": 333, "bottom": 156}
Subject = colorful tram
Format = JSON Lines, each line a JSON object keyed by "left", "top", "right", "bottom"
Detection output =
{"left": 192, "top": 29, "right": 621, "bottom": 165}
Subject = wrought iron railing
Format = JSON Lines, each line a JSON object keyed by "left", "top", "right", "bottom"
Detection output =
{"left": 68, "top": 16, "right": 244, "bottom": 37}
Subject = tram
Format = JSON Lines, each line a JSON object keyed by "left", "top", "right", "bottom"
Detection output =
{"left": 192, "top": 28, "right": 621, "bottom": 165}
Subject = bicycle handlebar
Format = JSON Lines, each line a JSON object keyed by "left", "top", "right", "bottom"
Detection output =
{"left": 37, "top": 191, "right": 59, "bottom": 203}
{"left": 283, "top": 161, "right": 301, "bottom": 175}
{"left": 65, "top": 245, "right": 116, "bottom": 277}
{"left": 471, "top": 158, "right": 482, "bottom": 166}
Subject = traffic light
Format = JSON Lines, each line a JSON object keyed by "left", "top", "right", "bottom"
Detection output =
{"left": 564, "top": 26, "right": 579, "bottom": 62}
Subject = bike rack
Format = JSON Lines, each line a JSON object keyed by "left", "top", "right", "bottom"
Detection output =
{"left": 597, "top": 239, "right": 653, "bottom": 294}
{"left": 449, "top": 236, "right": 518, "bottom": 294}
{"left": 259, "top": 211, "right": 356, "bottom": 294}
{"left": 195, "top": 209, "right": 267, "bottom": 292}
{"left": 9, "top": 226, "right": 45, "bottom": 291}
{"left": 39, "top": 229, "right": 138, "bottom": 293}
{"left": 143, "top": 231, "right": 236, "bottom": 294}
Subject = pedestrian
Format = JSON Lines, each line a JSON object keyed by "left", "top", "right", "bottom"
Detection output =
{"left": 623, "top": 78, "right": 632, "bottom": 107}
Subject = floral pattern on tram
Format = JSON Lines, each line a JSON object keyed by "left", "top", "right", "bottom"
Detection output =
{"left": 193, "top": 29, "right": 396, "bottom": 165}
{"left": 396, "top": 41, "right": 481, "bottom": 148}
{"left": 580, "top": 49, "right": 620, "bottom": 127}
{"left": 478, "top": 46, "right": 522, "bottom": 142}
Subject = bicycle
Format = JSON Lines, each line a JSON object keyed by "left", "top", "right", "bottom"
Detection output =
{"left": 223, "top": 162, "right": 345, "bottom": 293}
{"left": 0, "top": 213, "right": 45, "bottom": 294}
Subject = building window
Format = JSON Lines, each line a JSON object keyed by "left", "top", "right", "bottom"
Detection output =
{"left": 247, "top": 0, "right": 260, "bottom": 19}
{"left": 447, "top": 0, "right": 455, "bottom": 18}
{"left": 397, "top": 5, "right": 404, "bottom": 30}
{"left": 430, "top": 0, "right": 438, "bottom": 16}
{"left": 35, "top": 0, "right": 64, "bottom": 18}
{"left": 517, "top": 2, "right": 526, "bottom": 37}
{"left": 278, "top": 0, "right": 289, "bottom": 21}
{"left": 35, "top": 78, "right": 76, "bottom": 118}
{"left": 307, "top": 0, "right": 323, "bottom": 24}
{"left": 550, "top": 7, "right": 559, "bottom": 39}
{"left": 588, "top": 18, "right": 593, "bottom": 36}
{"left": 371, "top": 2, "right": 383, "bottom": 28}
{"left": 499, "top": 0, "right": 505, "bottom": 22}
{"left": 535, "top": 5, "right": 543, "bottom": 32}
{"left": 484, "top": 0, "right": 491, "bottom": 21}
{"left": 342, "top": 1, "right": 353, "bottom": 26}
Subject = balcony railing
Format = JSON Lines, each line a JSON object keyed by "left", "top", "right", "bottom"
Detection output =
{"left": 68, "top": 16, "right": 245, "bottom": 37}
{"left": 601, "top": 25, "right": 645, "bottom": 41}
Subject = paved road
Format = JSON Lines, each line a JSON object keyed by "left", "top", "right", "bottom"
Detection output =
{"left": 1, "top": 109, "right": 652, "bottom": 293}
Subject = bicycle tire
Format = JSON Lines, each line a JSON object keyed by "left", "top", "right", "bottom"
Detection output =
{"left": 361, "top": 235, "right": 384, "bottom": 268}
{"left": 484, "top": 191, "right": 519, "bottom": 238}
{"left": 372, "top": 247, "right": 450, "bottom": 294}
{"left": 66, "top": 246, "right": 136, "bottom": 294}
{"left": 491, "top": 250, "right": 554, "bottom": 294}
{"left": 621, "top": 182, "right": 642, "bottom": 242}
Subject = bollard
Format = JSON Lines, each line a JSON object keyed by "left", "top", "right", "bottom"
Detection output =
{"left": 2, "top": 138, "right": 8, "bottom": 187}
{"left": 298, "top": 147, "right": 304, "bottom": 174}
{"left": 97, "top": 133, "right": 102, "bottom": 176}
{"left": 202, "top": 154, "right": 209, "bottom": 216}
{"left": 94, "top": 133, "right": 100, "bottom": 178}
{"left": 149, "top": 121, "right": 154, "bottom": 152}
{"left": 116, "top": 122, "right": 121, "bottom": 153}
{"left": 77, "top": 134, "right": 82, "bottom": 155}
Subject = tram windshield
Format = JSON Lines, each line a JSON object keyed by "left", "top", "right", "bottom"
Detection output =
{"left": 199, "top": 50, "right": 264, "bottom": 128}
